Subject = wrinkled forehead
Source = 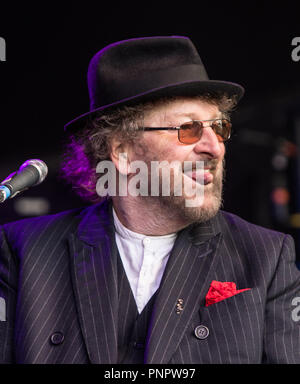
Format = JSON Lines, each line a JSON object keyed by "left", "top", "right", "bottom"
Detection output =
{"left": 143, "top": 98, "right": 222, "bottom": 126}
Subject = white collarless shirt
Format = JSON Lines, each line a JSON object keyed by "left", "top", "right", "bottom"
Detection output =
{"left": 112, "top": 208, "right": 177, "bottom": 313}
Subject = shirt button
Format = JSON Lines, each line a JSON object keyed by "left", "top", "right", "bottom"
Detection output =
{"left": 50, "top": 331, "right": 65, "bottom": 345}
{"left": 143, "top": 238, "right": 151, "bottom": 247}
{"left": 194, "top": 325, "right": 209, "bottom": 340}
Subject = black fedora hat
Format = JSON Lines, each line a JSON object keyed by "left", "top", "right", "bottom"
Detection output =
{"left": 64, "top": 36, "right": 244, "bottom": 130}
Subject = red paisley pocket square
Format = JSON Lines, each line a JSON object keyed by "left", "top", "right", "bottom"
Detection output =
{"left": 205, "top": 280, "right": 251, "bottom": 307}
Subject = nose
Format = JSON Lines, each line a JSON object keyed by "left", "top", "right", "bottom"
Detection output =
{"left": 193, "top": 126, "right": 224, "bottom": 158}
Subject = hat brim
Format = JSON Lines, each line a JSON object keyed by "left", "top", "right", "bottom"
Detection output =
{"left": 64, "top": 80, "right": 244, "bottom": 131}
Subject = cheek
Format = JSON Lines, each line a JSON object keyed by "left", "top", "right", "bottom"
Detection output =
{"left": 134, "top": 133, "right": 193, "bottom": 164}
{"left": 143, "top": 134, "right": 177, "bottom": 159}
{"left": 221, "top": 143, "right": 226, "bottom": 156}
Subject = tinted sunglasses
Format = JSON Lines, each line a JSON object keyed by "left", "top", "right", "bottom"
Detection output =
{"left": 141, "top": 118, "right": 232, "bottom": 144}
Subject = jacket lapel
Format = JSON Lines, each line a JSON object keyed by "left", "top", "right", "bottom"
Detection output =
{"left": 67, "top": 197, "right": 225, "bottom": 364}
{"left": 145, "top": 212, "right": 224, "bottom": 364}
{"left": 68, "top": 199, "right": 119, "bottom": 363}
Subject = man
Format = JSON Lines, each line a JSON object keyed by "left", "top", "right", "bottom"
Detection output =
{"left": 0, "top": 36, "right": 299, "bottom": 364}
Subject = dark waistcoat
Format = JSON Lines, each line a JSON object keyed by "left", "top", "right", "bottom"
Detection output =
{"left": 117, "top": 253, "right": 157, "bottom": 364}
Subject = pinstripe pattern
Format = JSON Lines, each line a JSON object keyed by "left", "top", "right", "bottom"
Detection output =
{"left": 0, "top": 199, "right": 299, "bottom": 363}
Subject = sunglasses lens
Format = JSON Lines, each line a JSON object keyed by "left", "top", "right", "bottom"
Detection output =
{"left": 211, "top": 119, "right": 232, "bottom": 142}
{"left": 179, "top": 121, "right": 202, "bottom": 144}
{"left": 178, "top": 119, "right": 232, "bottom": 144}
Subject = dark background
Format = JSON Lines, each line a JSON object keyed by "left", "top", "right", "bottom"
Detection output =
{"left": 0, "top": 1, "right": 299, "bottom": 262}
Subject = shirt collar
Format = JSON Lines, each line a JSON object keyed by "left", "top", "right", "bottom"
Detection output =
{"left": 112, "top": 207, "right": 177, "bottom": 245}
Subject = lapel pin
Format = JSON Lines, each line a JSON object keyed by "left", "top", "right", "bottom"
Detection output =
{"left": 176, "top": 298, "right": 184, "bottom": 314}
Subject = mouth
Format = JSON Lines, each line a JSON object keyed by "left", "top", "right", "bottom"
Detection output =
{"left": 185, "top": 168, "right": 215, "bottom": 186}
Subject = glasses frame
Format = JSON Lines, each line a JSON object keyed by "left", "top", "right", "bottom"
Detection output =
{"left": 140, "top": 118, "right": 232, "bottom": 144}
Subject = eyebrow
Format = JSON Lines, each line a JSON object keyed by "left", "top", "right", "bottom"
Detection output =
{"left": 168, "top": 112, "right": 223, "bottom": 120}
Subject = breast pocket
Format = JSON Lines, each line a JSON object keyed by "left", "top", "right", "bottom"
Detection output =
{"left": 192, "top": 287, "right": 265, "bottom": 363}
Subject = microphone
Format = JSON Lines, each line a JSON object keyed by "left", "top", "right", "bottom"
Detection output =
{"left": 0, "top": 159, "right": 48, "bottom": 203}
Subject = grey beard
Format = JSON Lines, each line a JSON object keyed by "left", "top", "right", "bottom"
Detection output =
{"left": 153, "top": 158, "right": 225, "bottom": 225}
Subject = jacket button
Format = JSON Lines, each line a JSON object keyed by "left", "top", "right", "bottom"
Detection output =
{"left": 50, "top": 331, "right": 65, "bottom": 345}
{"left": 194, "top": 325, "right": 209, "bottom": 340}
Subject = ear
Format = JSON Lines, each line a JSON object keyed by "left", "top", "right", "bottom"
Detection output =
{"left": 110, "top": 137, "right": 131, "bottom": 176}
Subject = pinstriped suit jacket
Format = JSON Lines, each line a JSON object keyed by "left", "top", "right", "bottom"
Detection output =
{"left": 0, "top": 199, "right": 299, "bottom": 364}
